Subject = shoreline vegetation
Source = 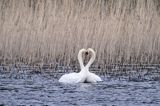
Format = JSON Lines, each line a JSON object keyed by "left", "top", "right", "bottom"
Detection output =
{"left": 0, "top": 63, "right": 160, "bottom": 81}
{"left": 0, "top": 0, "right": 160, "bottom": 68}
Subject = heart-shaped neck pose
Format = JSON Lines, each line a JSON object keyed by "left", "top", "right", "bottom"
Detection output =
{"left": 59, "top": 48, "right": 102, "bottom": 84}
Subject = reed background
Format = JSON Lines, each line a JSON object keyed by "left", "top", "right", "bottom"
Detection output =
{"left": 0, "top": 0, "right": 160, "bottom": 68}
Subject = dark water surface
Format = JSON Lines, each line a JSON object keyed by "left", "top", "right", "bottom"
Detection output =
{"left": 0, "top": 73, "right": 160, "bottom": 106}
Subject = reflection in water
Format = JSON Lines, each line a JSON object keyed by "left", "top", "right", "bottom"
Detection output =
{"left": 0, "top": 73, "right": 160, "bottom": 106}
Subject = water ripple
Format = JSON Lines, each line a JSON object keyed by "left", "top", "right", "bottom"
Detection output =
{"left": 0, "top": 74, "right": 160, "bottom": 106}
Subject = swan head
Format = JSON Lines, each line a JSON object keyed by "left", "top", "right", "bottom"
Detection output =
{"left": 78, "top": 49, "right": 88, "bottom": 55}
{"left": 87, "top": 48, "right": 96, "bottom": 61}
{"left": 78, "top": 48, "right": 90, "bottom": 55}
{"left": 87, "top": 48, "right": 96, "bottom": 55}
{"left": 79, "top": 48, "right": 87, "bottom": 52}
{"left": 78, "top": 48, "right": 88, "bottom": 59}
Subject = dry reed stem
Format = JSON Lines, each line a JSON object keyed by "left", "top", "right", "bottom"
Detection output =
{"left": 0, "top": 0, "right": 160, "bottom": 67}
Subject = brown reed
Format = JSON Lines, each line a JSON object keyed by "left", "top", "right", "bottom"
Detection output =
{"left": 0, "top": 0, "right": 160, "bottom": 67}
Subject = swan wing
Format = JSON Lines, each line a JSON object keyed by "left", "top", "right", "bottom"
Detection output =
{"left": 59, "top": 73, "right": 85, "bottom": 84}
{"left": 86, "top": 72, "right": 102, "bottom": 83}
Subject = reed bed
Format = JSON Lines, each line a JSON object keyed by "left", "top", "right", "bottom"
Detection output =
{"left": 0, "top": 0, "right": 160, "bottom": 68}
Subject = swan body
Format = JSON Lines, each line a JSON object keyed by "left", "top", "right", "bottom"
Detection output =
{"left": 86, "top": 72, "right": 102, "bottom": 83}
{"left": 59, "top": 49, "right": 87, "bottom": 84}
{"left": 58, "top": 72, "right": 85, "bottom": 84}
{"left": 59, "top": 48, "right": 102, "bottom": 84}
{"left": 58, "top": 67, "right": 88, "bottom": 84}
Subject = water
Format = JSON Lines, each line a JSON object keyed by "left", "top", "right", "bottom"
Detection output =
{"left": 0, "top": 72, "right": 160, "bottom": 106}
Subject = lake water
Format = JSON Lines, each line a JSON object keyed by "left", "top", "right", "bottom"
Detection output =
{"left": 0, "top": 71, "right": 160, "bottom": 106}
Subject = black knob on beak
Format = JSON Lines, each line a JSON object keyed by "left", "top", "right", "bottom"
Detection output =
{"left": 85, "top": 51, "right": 89, "bottom": 55}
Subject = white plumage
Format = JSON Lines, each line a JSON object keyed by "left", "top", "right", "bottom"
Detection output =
{"left": 59, "top": 48, "right": 102, "bottom": 84}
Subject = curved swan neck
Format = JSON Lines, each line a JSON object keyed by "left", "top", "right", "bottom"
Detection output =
{"left": 86, "top": 49, "right": 96, "bottom": 68}
{"left": 78, "top": 49, "right": 85, "bottom": 69}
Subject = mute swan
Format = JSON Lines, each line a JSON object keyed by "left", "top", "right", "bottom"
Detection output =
{"left": 58, "top": 49, "right": 88, "bottom": 83}
{"left": 58, "top": 48, "right": 102, "bottom": 84}
{"left": 85, "top": 48, "right": 102, "bottom": 83}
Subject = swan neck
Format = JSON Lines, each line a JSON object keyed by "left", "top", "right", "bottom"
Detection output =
{"left": 80, "top": 67, "right": 89, "bottom": 75}
{"left": 86, "top": 50, "right": 96, "bottom": 68}
{"left": 78, "top": 50, "right": 85, "bottom": 69}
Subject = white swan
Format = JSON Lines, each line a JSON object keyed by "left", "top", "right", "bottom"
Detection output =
{"left": 58, "top": 49, "right": 88, "bottom": 83}
{"left": 58, "top": 48, "right": 102, "bottom": 84}
{"left": 85, "top": 48, "right": 102, "bottom": 83}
